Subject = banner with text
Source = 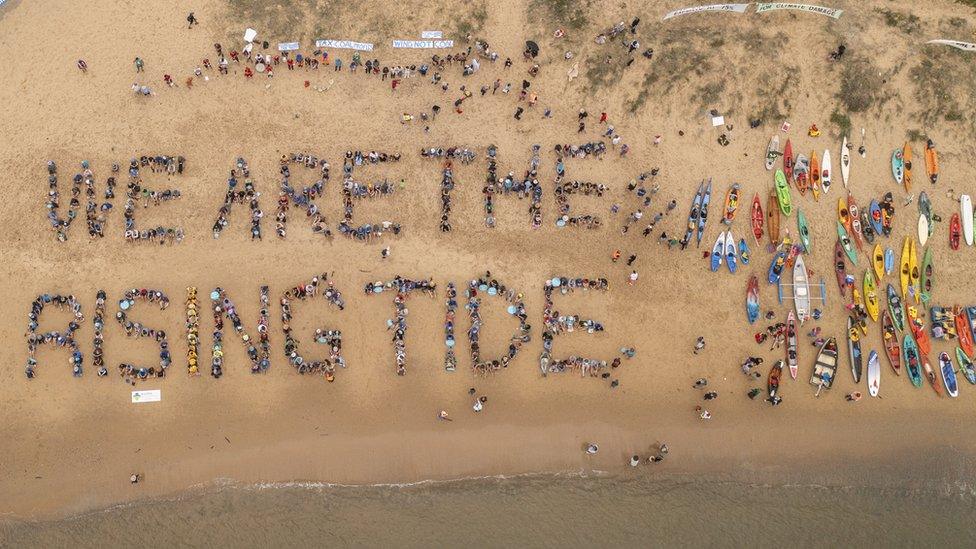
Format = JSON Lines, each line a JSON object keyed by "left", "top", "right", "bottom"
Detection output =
{"left": 392, "top": 39, "right": 455, "bottom": 49}
{"left": 315, "top": 39, "right": 375, "bottom": 51}
{"left": 926, "top": 39, "right": 976, "bottom": 52}
{"left": 421, "top": 30, "right": 443, "bottom": 39}
{"left": 278, "top": 42, "right": 301, "bottom": 52}
{"left": 755, "top": 3, "right": 843, "bottom": 18}
{"left": 663, "top": 3, "right": 750, "bottom": 20}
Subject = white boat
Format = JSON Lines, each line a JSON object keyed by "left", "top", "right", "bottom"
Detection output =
{"left": 821, "top": 149, "right": 832, "bottom": 195}
{"left": 793, "top": 255, "right": 810, "bottom": 324}
{"left": 840, "top": 136, "right": 851, "bottom": 188}
{"left": 918, "top": 215, "right": 929, "bottom": 247}
{"left": 867, "top": 350, "right": 880, "bottom": 397}
{"left": 962, "top": 195, "right": 974, "bottom": 246}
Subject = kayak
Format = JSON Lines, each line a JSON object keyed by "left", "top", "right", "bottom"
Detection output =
{"left": 765, "top": 135, "right": 780, "bottom": 170}
{"left": 903, "top": 333, "right": 923, "bottom": 388}
{"left": 918, "top": 215, "right": 929, "bottom": 247}
{"left": 891, "top": 149, "right": 904, "bottom": 186}
{"left": 884, "top": 247, "right": 894, "bottom": 275}
{"left": 768, "top": 359, "right": 784, "bottom": 399}
{"left": 746, "top": 275, "right": 760, "bottom": 324}
{"left": 752, "top": 194, "right": 764, "bottom": 244}
{"left": 696, "top": 179, "right": 712, "bottom": 247}
{"left": 907, "top": 305, "right": 932, "bottom": 355}
{"left": 903, "top": 142, "right": 913, "bottom": 193}
{"left": 899, "top": 236, "right": 911, "bottom": 300}
{"left": 962, "top": 195, "right": 974, "bottom": 246}
{"left": 860, "top": 210, "right": 875, "bottom": 245}
{"left": 710, "top": 231, "right": 725, "bottom": 272}
{"left": 940, "top": 352, "right": 958, "bottom": 397}
{"left": 793, "top": 255, "right": 810, "bottom": 324}
{"left": 909, "top": 239, "right": 919, "bottom": 303}
{"left": 739, "top": 238, "right": 750, "bottom": 265}
{"left": 849, "top": 316, "right": 863, "bottom": 383}
{"left": 925, "top": 139, "right": 939, "bottom": 185}
{"left": 869, "top": 200, "right": 883, "bottom": 235}
{"left": 811, "top": 337, "right": 839, "bottom": 393}
{"left": 949, "top": 213, "right": 961, "bottom": 250}
{"left": 838, "top": 196, "right": 851, "bottom": 233}
{"left": 923, "top": 356, "right": 943, "bottom": 397}
{"left": 810, "top": 150, "right": 821, "bottom": 200}
{"left": 767, "top": 190, "right": 780, "bottom": 245}
{"left": 881, "top": 310, "right": 901, "bottom": 374}
{"left": 722, "top": 183, "right": 740, "bottom": 225}
{"left": 867, "top": 350, "right": 880, "bottom": 397}
{"left": 725, "top": 230, "right": 738, "bottom": 274}
{"left": 848, "top": 194, "right": 864, "bottom": 250}
{"left": 880, "top": 192, "right": 894, "bottom": 237}
{"left": 834, "top": 240, "right": 848, "bottom": 297}
{"left": 821, "top": 149, "right": 832, "bottom": 195}
{"left": 797, "top": 209, "right": 811, "bottom": 252}
{"left": 768, "top": 242, "right": 788, "bottom": 284}
{"left": 886, "top": 283, "right": 906, "bottom": 332}
{"left": 919, "top": 191, "right": 933, "bottom": 238}
{"left": 838, "top": 222, "right": 857, "bottom": 264}
{"left": 775, "top": 169, "right": 792, "bottom": 216}
{"left": 682, "top": 181, "right": 705, "bottom": 249}
{"left": 794, "top": 154, "right": 809, "bottom": 196}
{"left": 787, "top": 312, "right": 798, "bottom": 380}
{"left": 872, "top": 243, "right": 884, "bottom": 281}
{"left": 957, "top": 347, "right": 976, "bottom": 385}
{"left": 919, "top": 246, "right": 933, "bottom": 304}
{"left": 840, "top": 137, "right": 851, "bottom": 188}
{"left": 783, "top": 139, "right": 794, "bottom": 183}
{"left": 957, "top": 307, "right": 975, "bottom": 358}
{"left": 863, "top": 271, "right": 879, "bottom": 322}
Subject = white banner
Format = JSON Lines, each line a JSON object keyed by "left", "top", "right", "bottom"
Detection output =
{"left": 755, "top": 3, "right": 843, "bottom": 18}
{"left": 392, "top": 39, "right": 455, "bottom": 49}
{"left": 131, "top": 389, "right": 161, "bottom": 403}
{"left": 926, "top": 39, "right": 976, "bottom": 52}
{"left": 315, "top": 39, "right": 374, "bottom": 52}
{"left": 278, "top": 42, "right": 301, "bottom": 51}
{"left": 663, "top": 3, "right": 750, "bottom": 20}
{"left": 421, "top": 30, "right": 443, "bottom": 39}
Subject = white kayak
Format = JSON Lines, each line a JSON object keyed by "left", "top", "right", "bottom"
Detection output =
{"left": 962, "top": 195, "right": 974, "bottom": 246}
{"left": 918, "top": 215, "right": 929, "bottom": 247}
{"left": 821, "top": 149, "right": 832, "bottom": 195}
{"left": 765, "top": 135, "right": 780, "bottom": 170}
{"left": 793, "top": 255, "right": 811, "bottom": 324}
{"left": 840, "top": 136, "right": 851, "bottom": 188}
{"left": 867, "top": 350, "right": 880, "bottom": 397}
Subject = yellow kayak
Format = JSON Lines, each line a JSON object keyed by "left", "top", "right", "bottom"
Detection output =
{"left": 900, "top": 236, "right": 911, "bottom": 300}
{"left": 872, "top": 243, "right": 884, "bottom": 281}
{"left": 863, "top": 271, "right": 879, "bottom": 322}
{"left": 909, "top": 238, "right": 920, "bottom": 303}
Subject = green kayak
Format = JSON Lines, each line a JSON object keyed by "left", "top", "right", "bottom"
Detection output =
{"left": 837, "top": 221, "right": 858, "bottom": 264}
{"left": 919, "top": 246, "right": 933, "bottom": 304}
{"left": 797, "top": 209, "right": 811, "bottom": 252}
{"left": 775, "top": 169, "right": 792, "bottom": 216}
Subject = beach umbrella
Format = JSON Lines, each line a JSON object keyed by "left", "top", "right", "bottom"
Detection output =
{"left": 525, "top": 40, "right": 539, "bottom": 57}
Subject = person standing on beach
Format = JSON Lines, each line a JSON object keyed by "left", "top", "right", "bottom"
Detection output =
{"left": 628, "top": 270, "right": 638, "bottom": 285}
{"left": 693, "top": 336, "right": 705, "bottom": 354}
{"left": 134, "top": 57, "right": 144, "bottom": 72}
{"left": 187, "top": 12, "right": 198, "bottom": 28}
{"left": 77, "top": 59, "right": 88, "bottom": 73}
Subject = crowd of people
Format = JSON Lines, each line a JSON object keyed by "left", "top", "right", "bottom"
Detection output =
{"left": 212, "top": 157, "right": 263, "bottom": 240}
{"left": 540, "top": 277, "right": 610, "bottom": 377}
{"left": 366, "top": 276, "right": 437, "bottom": 376}
{"left": 92, "top": 290, "right": 107, "bottom": 376}
{"left": 116, "top": 288, "right": 171, "bottom": 383}
{"left": 210, "top": 286, "right": 271, "bottom": 378}
{"left": 444, "top": 282, "right": 458, "bottom": 371}
{"left": 553, "top": 142, "right": 609, "bottom": 229}
{"left": 421, "top": 146, "right": 478, "bottom": 232}
{"left": 276, "top": 153, "right": 332, "bottom": 238}
{"left": 123, "top": 157, "right": 184, "bottom": 244}
{"left": 465, "top": 272, "right": 531, "bottom": 373}
{"left": 281, "top": 273, "right": 346, "bottom": 380}
{"left": 186, "top": 287, "right": 200, "bottom": 375}
{"left": 25, "top": 294, "right": 85, "bottom": 378}
{"left": 338, "top": 150, "right": 402, "bottom": 241}
{"left": 484, "top": 144, "right": 543, "bottom": 228}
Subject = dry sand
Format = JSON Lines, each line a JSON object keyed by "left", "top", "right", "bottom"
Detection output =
{"left": 1, "top": 0, "right": 976, "bottom": 520}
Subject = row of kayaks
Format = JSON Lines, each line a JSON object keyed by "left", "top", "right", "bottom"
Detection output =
{"left": 766, "top": 135, "right": 845, "bottom": 199}
{"left": 891, "top": 139, "right": 940, "bottom": 192}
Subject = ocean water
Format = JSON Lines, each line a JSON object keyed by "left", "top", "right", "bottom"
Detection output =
{"left": 3, "top": 473, "right": 976, "bottom": 547}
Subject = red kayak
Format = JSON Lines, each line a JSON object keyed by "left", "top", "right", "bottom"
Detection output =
{"left": 783, "top": 139, "right": 794, "bottom": 185}
{"left": 752, "top": 193, "right": 764, "bottom": 244}
{"left": 950, "top": 213, "right": 961, "bottom": 250}
{"left": 957, "top": 306, "right": 975, "bottom": 358}
{"left": 834, "top": 239, "right": 847, "bottom": 297}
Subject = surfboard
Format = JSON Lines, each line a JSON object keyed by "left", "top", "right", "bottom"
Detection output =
{"left": 867, "top": 350, "right": 880, "bottom": 397}
{"left": 725, "top": 230, "right": 738, "bottom": 274}
{"left": 884, "top": 247, "right": 894, "bottom": 275}
{"left": 746, "top": 275, "right": 760, "bottom": 324}
{"left": 961, "top": 195, "right": 974, "bottom": 246}
{"left": 918, "top": 215, "right": 929, "bottom": 247}
{"left": 840, "top": 136, "right": 850, "bottom": 188}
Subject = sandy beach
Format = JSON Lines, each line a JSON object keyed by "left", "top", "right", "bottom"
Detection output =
{"left": 2, "top": 0, "right": 976, "bottom": 526}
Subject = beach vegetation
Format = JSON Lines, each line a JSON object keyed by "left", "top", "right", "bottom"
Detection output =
{"left": 837, "top": 55, "right": 884, "bottom": 113}
{"left": 529, "top": 0, "right": 591, "bottom": 30}
{"left": 876, "top": 8, "right": 921, "bottom": 34}
{"left": 906, "top": 129, "right": 928, "bottom": 142}
{"left": 830, "top": 110, "right": 851, "bottom": 137}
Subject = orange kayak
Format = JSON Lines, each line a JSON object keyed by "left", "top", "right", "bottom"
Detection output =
{"left": 925, "top": 139, "right": 939, "bottom": 185}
